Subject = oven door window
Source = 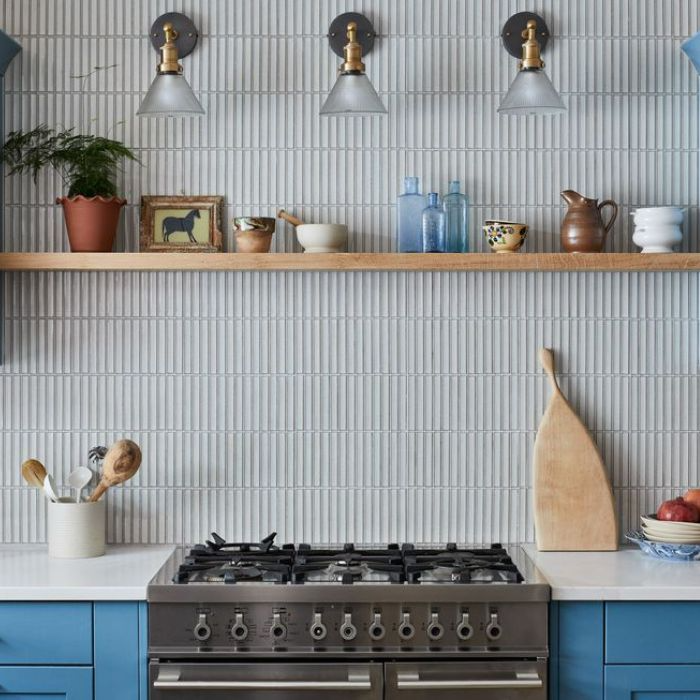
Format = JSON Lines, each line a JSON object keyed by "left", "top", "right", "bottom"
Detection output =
{"left": 151, "top": 662, "right": 382, "bottom": 699}
{"left": 385, "top": 660, "right": 547, "bottom": 700}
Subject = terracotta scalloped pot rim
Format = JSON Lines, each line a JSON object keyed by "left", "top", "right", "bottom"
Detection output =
{"left": 56, "top": 195, "right": 127, "bottom": 252}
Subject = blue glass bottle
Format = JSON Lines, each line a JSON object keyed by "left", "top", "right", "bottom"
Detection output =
{"left": 422, "top": 193, "right": 446, "bottom": 252}
{"left": 443, "top": 180, "right": 469, "bottom": 252}
{"left": 397, "top": 177, "right": 427, "bottom": 252}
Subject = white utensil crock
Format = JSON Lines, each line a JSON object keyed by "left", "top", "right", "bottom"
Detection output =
{"left": 295, "top": 224, "right": 348, "bottom": 253}
{"left": 48, "top": 500, "right": 106, "bottom": 558}
{"left": 632, "top": 207, "right": 684, "bottom": 253}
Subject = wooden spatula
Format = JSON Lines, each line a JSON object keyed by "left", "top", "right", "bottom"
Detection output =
{"left": 88, "top": 440, "right": 142, "bottom": 502}
{"left": 533, "top": 348, "right": 618, "bottom": 551}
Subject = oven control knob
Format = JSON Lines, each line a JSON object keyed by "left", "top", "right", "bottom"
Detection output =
{"left": 369, "top": 612, "right": 386, "bottom": 641}
{"left": 398, "top": 612, "right": 415, "bottom": 641}
{"left": 339, "top": 613, "right": 358, "bottom": 641}
{"left": 456, "top": 612, "right": 474, "bottom": 641}
{"left": 193, "top": 613, "right": 212, "bottom": 642}
{"left": 230, "top": 613, "right": 249, "bottom": 642}
{"left": 486, "top": 611, "right": 503, "bottom": 641}
{"left": 270, "top": 612, "right": 287, "bottom": 641}
{"left": 426, "top": 612, "right": 445, "bottom": 641}
{"left": 310, "top": 612, "right": 328, "bottom": 641}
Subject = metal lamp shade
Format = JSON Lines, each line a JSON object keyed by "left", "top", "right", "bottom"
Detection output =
{"left": 320, "top": 73, "right": 387, "bottom": 116}
{"left": 137, "top": 73, "right": 204, "bottom": 118}
{"left": 498, "top": 69, "right": 566, "bottom": 116}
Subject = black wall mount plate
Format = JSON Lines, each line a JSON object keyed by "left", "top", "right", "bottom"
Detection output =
{"left": 501, "top": 11, "right": 550, "bottom": 58}
{"left": 149, "top": 12, "right": 199, "bottom": 58}
{"left": 328, "top": 12, "right": 377, "bottom": 58}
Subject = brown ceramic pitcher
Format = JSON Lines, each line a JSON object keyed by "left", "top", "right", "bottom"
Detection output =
{"left": 560, "top": 190, "right": 618, "bottom": 253}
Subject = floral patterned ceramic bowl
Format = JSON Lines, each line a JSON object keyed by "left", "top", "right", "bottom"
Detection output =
{"left": 483, "top": 220, "right": 528, "bottom": 253}
{"left": 626, "top": 530, "right": 700, "bottom": 562}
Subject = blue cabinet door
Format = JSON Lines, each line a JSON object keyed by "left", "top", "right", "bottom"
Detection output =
{"left": 0, "top": 666, "right": 92, "bottom": 699}
{"left": 606, "top": 603, "right": 700, "bottom": 664}
{"left": 94, "top": 602, "right": 147, "bottom": 700}
{"left": 553, "top": 602, "right": 605, "bottom": 700}
{"left": 0, "top": 603, "right": 93, "bottom": 665}
{"left": 605, "top": 665, "right": 700, "bottom": 700}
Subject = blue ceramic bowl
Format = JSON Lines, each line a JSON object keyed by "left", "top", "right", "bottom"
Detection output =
{"left": 626, "top": 530, "right": 700, "bottom": 562}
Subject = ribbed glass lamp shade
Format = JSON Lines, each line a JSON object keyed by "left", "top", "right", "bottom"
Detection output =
{"left": 137, "top": 73, "right": 204, "bottom": 117}
{"left": 320, "top": 73, "right": 387, "bottom": 116}
{"left": 498, "top": 69, "right": 566, "bottom": 116}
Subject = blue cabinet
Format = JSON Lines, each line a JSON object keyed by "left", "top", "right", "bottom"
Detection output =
{"left": 0, "top": 602, "right": 147, "bottom": 700}
{"left": 605, "top": 665, "right": 700, "bottom": 699}
{"left": 554, "top": 602, "right": 700, "bottom": 700}
{"left": 0, "top": 667, "right": 92, "bottom": 699}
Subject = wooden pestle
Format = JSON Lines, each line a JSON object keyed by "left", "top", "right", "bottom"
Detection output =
{"left": 277, "top": 209, "right": 304, "bottom": 227}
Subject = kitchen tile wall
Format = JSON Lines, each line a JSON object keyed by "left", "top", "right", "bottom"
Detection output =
{"left": 1, "top": 0, "right": 698, "bottom": 545}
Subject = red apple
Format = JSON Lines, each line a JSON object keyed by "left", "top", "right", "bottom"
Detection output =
{"left": 683, "top": 489, "right": 700, "bottom": 512}
{"left": 657, "top": 497, "right": 700, "bottom": 523}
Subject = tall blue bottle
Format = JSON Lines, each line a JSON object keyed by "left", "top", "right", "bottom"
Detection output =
{"left": 397, "top": 177, "right": 427, "bottom": 252}
{"left": 443, "top": 180, "right": 469, "bottom": 252}
{"left": 422, "top": 193, "right": 446, "bottom": 253}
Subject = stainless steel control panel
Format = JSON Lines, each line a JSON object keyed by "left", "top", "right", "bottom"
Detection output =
{"left": 149, "top": 601, "right": 547, "bottom": 656}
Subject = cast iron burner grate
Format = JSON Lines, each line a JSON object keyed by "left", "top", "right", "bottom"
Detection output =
{"left": 172, "top": 533, "right": 524, "bottom": 585}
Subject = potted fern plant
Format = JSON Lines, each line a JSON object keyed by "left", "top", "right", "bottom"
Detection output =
{"left": 1, "top": 125, "right": 138, "bottom": 252}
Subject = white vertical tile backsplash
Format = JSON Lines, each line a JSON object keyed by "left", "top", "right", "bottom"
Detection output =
{"left": 1, "top": 0, "right": 699, "bottom": 545}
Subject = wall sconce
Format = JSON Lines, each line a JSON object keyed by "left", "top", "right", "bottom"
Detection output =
{"left": 320, "top": 12, "right": 387, "bottom": 117}
{"left": 498, "top": 12, "right": 565, "bottom": 116}
{"left": 137, "top": 12, "right": 204, "bottom": 118}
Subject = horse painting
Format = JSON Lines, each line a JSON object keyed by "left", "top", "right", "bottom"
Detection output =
{"left": 162, "top": 209, "right": 202, "bottom": 242}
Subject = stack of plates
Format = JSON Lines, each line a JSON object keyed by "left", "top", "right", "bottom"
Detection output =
{"left": 641, "top": 514, "right": 700, "bottom": 543}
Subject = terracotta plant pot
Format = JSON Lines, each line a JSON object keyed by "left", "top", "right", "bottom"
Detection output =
{"left": 57, "top": 195, "right": 126, "bottom": 252}
{"left": 233, "top": 217, "right": 276, "bottom": 253}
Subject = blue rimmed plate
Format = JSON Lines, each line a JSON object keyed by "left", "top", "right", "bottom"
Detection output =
{"left": 626, "top": 530, "right": 700, "bottom": 562}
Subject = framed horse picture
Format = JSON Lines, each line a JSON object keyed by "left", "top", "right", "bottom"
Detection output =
{"left": 140, "top": 195, "right": 224, "bottom": 252}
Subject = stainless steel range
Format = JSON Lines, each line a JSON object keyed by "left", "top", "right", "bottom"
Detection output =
{"left": 148, "top": 533, "right": 550, "bottom": 699}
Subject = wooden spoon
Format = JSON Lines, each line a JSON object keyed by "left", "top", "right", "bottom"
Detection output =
{"left": 88, "top": 440, "right": 142, "bottom": 502}
{"left": 21, "top": 459, "right": 47, "bottom": 489}
{"left": 277, "top": 209, "right": 304, "bottom": 227}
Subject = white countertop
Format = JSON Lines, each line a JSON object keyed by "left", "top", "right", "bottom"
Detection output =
{"left": 0, "top": 545, "right": 174, "bottom": 600}
{"left": 523, "top": 544, "right": 700, "bottom": 600}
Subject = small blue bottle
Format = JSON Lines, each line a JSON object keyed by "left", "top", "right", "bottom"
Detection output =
{"left": 443, "top": 180, "right": 469, "bottom": 252}
{"left": 397, "top": 177, "right": 427, "bottom": 252}
{"left": 422, "top": 193, "right": 446, "bottom": 252}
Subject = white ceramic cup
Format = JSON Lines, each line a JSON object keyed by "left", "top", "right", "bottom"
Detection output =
{"left": 295, "top": 224, "right": 348, "bottom": 253}
{"left": 48, "top": 500, "right": 106, "bottom": 558}
{"left": 632, "top": 207, "right": 684, "bottom": 253}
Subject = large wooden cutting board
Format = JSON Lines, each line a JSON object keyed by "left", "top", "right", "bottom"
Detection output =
{"left": 533, "top": 348, "right": 618, "bottom": 551}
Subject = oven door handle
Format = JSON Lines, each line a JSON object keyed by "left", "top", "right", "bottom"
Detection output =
{"left": 396, "top": 671, "right": 542, "bottom": 690}
{"left": 154, "top": 668, "right": 372, "bottom": 691}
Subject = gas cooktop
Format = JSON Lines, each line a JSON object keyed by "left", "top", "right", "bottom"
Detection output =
{"left": 149, "top": 533, "right": 548, "bottom": 604}
{"left": 169, "top": 532, "right": 525, "bottom": 585}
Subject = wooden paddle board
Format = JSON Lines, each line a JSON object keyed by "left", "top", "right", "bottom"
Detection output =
{"left": 533, "top": 348, "right": 618, "bottom": 551}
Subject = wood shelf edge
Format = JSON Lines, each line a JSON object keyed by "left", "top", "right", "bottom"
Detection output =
{"left": 1, "top": 252, "right": 700, "bottom": 272}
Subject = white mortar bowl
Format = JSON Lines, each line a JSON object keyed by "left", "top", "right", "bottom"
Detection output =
{"left": 296, "top": 224, "right": 348, "bottom": 253}
{"left": 48, "top": 500, "right": 106, "bottom": 558}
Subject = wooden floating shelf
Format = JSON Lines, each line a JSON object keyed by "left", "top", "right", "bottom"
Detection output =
{"left": 1, "top": 252, "right": 700, "bottom": 272}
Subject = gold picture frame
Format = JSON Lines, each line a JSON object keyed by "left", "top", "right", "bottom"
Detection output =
{"left": 140, "top": 196, "right": 224, "bottom": 252}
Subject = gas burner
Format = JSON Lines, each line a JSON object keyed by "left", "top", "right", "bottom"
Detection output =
{"left": 403, "top": 544, "right": 524, "bottom": 584}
